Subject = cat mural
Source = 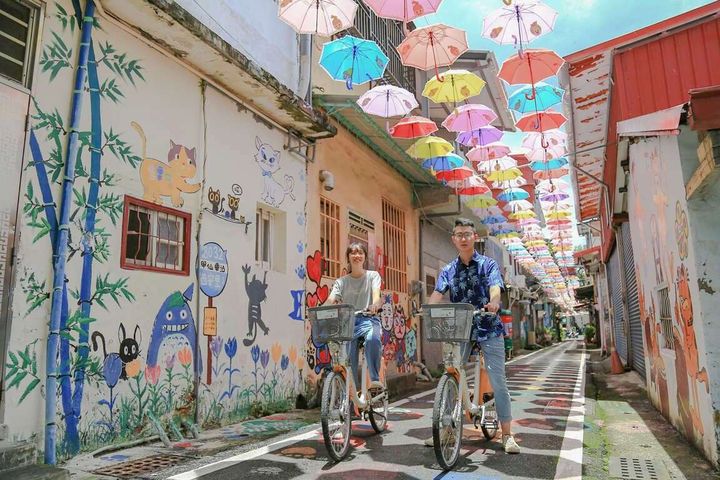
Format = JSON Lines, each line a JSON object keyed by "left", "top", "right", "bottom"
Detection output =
{"left": 254, "top": 137, "right": 295, "bottom": 208}
{"left": 132, "top": 122, "right": 201, "bottom": 207}
{"left": 147, "top": 284, "right": 202, "bottom": 374}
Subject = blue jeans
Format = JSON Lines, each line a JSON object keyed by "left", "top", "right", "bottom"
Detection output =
{"left": 347, "top": 315, "right": 382, "bottom": 387}
{"left": 460, "top": 334, "right": 512, "bottom": 423}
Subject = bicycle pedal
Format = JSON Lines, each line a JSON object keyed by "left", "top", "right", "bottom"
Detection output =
{"left": 482, "top": 393, "right": 494, "bottom": 403}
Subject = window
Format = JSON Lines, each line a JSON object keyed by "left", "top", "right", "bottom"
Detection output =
{"left": 348, "top": 210, "right": 375, "bottom": 270}
{"left": 657, "top": 286, "right": 674, "bottom": 350}
{"left": 0, "top": 0, "right": 40, "bottom": 88}
{"left": 320, "top": 196, "right": 341, "bottom": 279}
{"left": 256, "top": 207, "right": 274, "bottom": 270}
{"left": 121, "top": 196, "right": 191, "bottom": 275}
{"left": 382, "top": 199, "right": 407, "bottom": 293}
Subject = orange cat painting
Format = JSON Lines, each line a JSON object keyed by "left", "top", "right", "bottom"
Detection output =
{"left": 132, "top": 122, "right": 201, "bottom": 207}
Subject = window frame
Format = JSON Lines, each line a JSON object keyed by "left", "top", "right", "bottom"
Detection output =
{"left": 255, "top": 206, "right": 274, "bottom": 271}
{"left": 381, "top": 198, "right": 407, "bottom": 293}
{"left": 120, "top": 196, "right": 191, "bottom": 276}
{"left": 320, "top": 195, "right": 341, "bottom": 280}
{"left": 656, "top": 283, "right": 674, "bottom": 351}
{"left": 0, "top": 0, "right": 42, "bottom": 90}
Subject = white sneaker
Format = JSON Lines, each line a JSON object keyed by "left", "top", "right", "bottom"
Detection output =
{"left": 502, "top": 434, "right": 520, "bottom": 454}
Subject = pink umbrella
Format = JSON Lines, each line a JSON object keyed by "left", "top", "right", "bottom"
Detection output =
{"left": 441, "top": 104, "right": 497, "bottom": 132}
{"left": 457, "top": 125, "right": 504, "bottom": 147}
{"left": 526, "top": 143, "right": 567, "bottom": 161}
{"left": 536, "top": 180, "right": 571, "bottom": 194}
{"left": 357, "top": 85, "right": 419, "bottom": 118}
{"left": 522, "top": 130, "right": 567, "bottom": 149}
{"left": 279, "top": 0, "right": 357, "bottom": 36}
{"left": 363, "top": 0, "right": 443, "bottom": 22}
{"left": 397, "top": 24, "right": 469, "bottom": 78}
{"left": 467, "top": 143, "right": 511, "bottom": 162}
{"left": 533, "top": 167, "right": 569, "bottom": 180}
{"left": 516, "top": 111, "right": 567, "bottom": 133}
{"left": 435, "top": 166, "right": 474, "bottom": 182}
{"left": 390, "top": 116, "right": 438, "bottom": 139}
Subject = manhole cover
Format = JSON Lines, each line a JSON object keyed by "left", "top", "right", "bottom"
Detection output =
{"left": 609, "top": 457, "right": 670, "bottom": 480}
{"left": 92, "top": 453, "right": 188, "bottom": 479}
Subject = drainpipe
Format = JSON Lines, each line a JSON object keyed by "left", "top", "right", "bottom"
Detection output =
{"left": 45, "top": 0, "right": 95, "bottom": 464}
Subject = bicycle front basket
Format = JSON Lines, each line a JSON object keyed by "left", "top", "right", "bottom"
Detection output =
{"left": 421, "top": 303, "right": 475, "bottom": 342}
{"left": 308, "top": 304, "right": 356, "bottom": 344}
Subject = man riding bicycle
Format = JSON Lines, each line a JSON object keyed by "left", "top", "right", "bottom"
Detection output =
{"left": 425, "top": 218, "right": 520, "bottom": 454}
{"left": 328, "top": 242, "right": 384, "bottom": 396}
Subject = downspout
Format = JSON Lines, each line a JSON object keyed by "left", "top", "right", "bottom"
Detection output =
{"left": 45, "top": 0, "right": 95, "bottom": 464}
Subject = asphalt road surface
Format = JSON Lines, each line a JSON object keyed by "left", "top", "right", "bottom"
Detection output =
{"left": 170, "top": 340, "right": 586, "bottom": 480}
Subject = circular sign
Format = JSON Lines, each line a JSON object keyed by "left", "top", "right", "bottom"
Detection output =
{"left": 197, "top": 242, "right": 228, "bottom": 298}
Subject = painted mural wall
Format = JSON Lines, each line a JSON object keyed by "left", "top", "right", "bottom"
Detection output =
{"left": 626, "top": 135, "right": 717, "bottom": 463}
{"left": 305, "top": 124, "right": 421, "bottom": 386}
{"left": 3, "top": 0, "right": 307, "bottom": 459}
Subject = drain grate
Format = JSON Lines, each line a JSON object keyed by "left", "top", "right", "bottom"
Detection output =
{"left": 92, "top": 453, "right": 188, "bottom": 479}
{"left": 609, "top": 457, "right": 670, "bottom": 480}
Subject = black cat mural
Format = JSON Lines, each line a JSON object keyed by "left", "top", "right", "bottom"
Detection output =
{"left": 242, "top": 264, "right": 270, "bottom": 347}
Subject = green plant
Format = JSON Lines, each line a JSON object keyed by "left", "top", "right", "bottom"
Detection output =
{"left": 584, "top": 324, "right": 596, "bottom": 343}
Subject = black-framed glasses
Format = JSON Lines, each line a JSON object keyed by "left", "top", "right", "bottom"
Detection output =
{"left": 451, "top": 233, "right": 475, "bottom": 240}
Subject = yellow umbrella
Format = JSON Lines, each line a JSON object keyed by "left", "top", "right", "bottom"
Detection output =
{"left": 463, "top": 195, "right": 497, "bottom": 208}
{"left": 422, "top": 69, "right": 486, "bottom": 104}
{"left": 509, "top": 210, "right": 537, "bottom": 220}
{"left": 523, "top": 239, "right": 546, "bottom": 247}
{"left": 406, "top": 136, "right": 454, "bottom": 159}
{"left": 484, "top": 167, "right": 523, "bottom": 182}
{"left": 496, "top": 232, "right": 520, "bottom": 240}
{"left": 545, "top": 210, "right": 572, "bottom": 219}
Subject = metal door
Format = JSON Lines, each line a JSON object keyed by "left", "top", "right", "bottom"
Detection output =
{"left": 607, "top": 248, "right": 628, "bottom": 363}
{"left": 622, "top": 223, "right": 646, "bottom": 379}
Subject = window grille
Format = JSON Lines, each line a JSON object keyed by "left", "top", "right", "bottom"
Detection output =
{"left": 0, "top": 0, "right": 40, "bottom": 88}
{"left": 382, "top": 199, "right": 407, "bottom": 293}
{"left": 320, "top": 196, "right": 340, "bottom": 279}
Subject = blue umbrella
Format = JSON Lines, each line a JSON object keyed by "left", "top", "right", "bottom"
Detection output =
{"left": 529, "top": 157, "right": 569, "bottom": 171}
{"left": 497, "top": 187, "right": 530, "bottom": 202}
{"left": 319, "top": 35, "right": 389, "bottom": 90}
{"left": 481, "top": 215, "right": 507, "bottom": 225}
{"left": 422, "top": 153, "right": 464, "bottom": 171}
{"left": 508, "top": 82, "right": 564, "bottom": 114}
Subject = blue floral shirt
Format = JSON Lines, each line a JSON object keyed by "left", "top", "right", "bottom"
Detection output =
{"left": 435, "top": 251, "right": 505, "bottom": 342}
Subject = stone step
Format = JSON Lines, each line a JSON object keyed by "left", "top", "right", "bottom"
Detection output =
{"left": 0, "top": 442, "right": 36, "bottom": 472}
{"left": 0, "top": 464, "right": 70, "bottom": 480}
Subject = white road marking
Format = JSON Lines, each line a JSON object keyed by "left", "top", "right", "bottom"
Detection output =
{"left": 554, "top": 346, "right": 587, "bottom": 480}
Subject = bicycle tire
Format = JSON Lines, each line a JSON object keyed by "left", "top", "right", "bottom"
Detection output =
{"left": 320, "top": 371, "right": 351, "bottom": 461}
{"left": 432, "top": 373, "right": 463, "bottom": 470}
{"left": 369, "top": 389, "right": 388, "bottom": 433}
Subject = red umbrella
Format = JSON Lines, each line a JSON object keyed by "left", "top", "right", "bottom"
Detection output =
{"left": 533, "top": 167, "right": 569, "bottom": 180}
{"left": 498, "top": 49, "right": 564, "bottom": 85}
{"left": 435, "top": 166, "right": 474, "bottom": 182}
{"left": 390, "top": 116, "right": 438, "bottom": 139}
{"left": 454, "top": 176, "right": 491, "bottom": 195}
{"left": 516, "top": 111, "right": 567, "bottom": 133}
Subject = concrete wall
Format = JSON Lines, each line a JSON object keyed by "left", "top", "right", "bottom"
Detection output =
{"left": 626, "top": 135, "right": 718, "bottom": 463}
{"left": 306, "top": 123, "right": 420, "bottom": 385}
{"left": 3, "top": 0, "right": 307, "bottom": 457}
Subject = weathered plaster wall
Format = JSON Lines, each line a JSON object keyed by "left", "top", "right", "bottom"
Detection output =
{"left": 626, "top": 135, "right": 717, "bottom": 463}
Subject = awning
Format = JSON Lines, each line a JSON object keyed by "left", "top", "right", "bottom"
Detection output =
{"left": 617, "top": 104, "right": 685, "bottom": 137}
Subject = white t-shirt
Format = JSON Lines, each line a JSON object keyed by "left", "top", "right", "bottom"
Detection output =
{"left": 330, "top": 270, "right": 382, "bottom": 312}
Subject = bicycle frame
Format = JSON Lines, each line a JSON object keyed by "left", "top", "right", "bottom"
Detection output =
{"left": 442, "top": 342, "right": 494, "bottom": 424}
{"left": 325, "top": 340, "right": 387, "bottom": 412}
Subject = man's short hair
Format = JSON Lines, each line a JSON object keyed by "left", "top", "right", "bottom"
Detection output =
{"left": 454, "top": 218, "right": 475, "bottom": 230}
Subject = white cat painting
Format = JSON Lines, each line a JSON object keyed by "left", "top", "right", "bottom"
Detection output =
{"left": 254, "top": 137, "right": 295, "bottom": 208}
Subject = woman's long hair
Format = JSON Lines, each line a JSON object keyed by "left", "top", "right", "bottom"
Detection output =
{"left": 346, "top": 242, "right": 368, "bottom": 273}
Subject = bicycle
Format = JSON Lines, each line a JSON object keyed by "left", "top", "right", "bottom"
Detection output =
{"left": 308, "top": 303, "right": 389, "bottom": 462}
{"left": 418, "top": 302, "right": 500, "bottom": 470}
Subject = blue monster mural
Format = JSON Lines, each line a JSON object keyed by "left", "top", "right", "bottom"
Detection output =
{"left": 147, "top": 284, "right": 202, "bottom": 374}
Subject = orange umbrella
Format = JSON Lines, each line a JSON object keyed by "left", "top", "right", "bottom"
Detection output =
{"left": 390, "top": 116, "right": 438, "bottom": 139}
{"left": 516, "top": 111, "right": 567, "bottom": 133}
{"left": 398, "top": 24, "right": 469, "bottom": 79}
{"left": 436, "top": 166, "right": 474, "bottom": 182}
{"left": 533, "top": 167, "right": 569, "bottom": 180}
{"left": 498, "top": 48, "right": 564, "bottom": 85}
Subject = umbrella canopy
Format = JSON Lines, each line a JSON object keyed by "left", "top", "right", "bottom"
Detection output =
{"left": 457, "top": 125, "right": 503, "bottom": 147}
{"left": 522, "top": 129, "right": 567, "bottom": 149}
{"left": 397, "top": 24, "right": 469, "bottom": 77}
{"left": 539, "top": 191, "right": 570, "bottom": 202}
{"left": 508, "top": 82, "right": 564, "bottom": 114}
{"left": 530, "top": 157, "right": 569, "bottom": 171}
{"left": 453, "top": 175, "right": 491, "bottom": 195}
{"left": 319, "top": 35, "right": 389, "bottom": 89}
{"left": 546, "top": 218, "right": 572, "bottom": 226}
{"left": 357, "top": 85, "right": 419, "bottom": 117}
{"left": 536, "top": 179, "right": 571, "bottom": 193}
{"left": 421, "top": 153, "right": 464, "bottom": 171}
{"left": 498, "top": 48, "right": 564, "bottom": 85}
{"left": 509, "top": 210, "right": 537, "bottom": 220}
{"left": 544, "top": 210, "right": 572, "bottom": 219}
{"left": 526, "top": 143, "right": 567, "bottom": 162}
{"left": 363, "top": 0, "right": 443, "bottom": 22}
{"left": 498, "top": 187, "right": 530, "bottom": 202}
{"left": 491, "top": 176, "right": 528, "bottom": 189}
{"left": 482, "top": 215, "right": 508, "bottom": 225}
{"left": 464, "top": 195, "right": 498, "bottom": 208}
{"left": 279, "top": 0, "right": 357, "bottom": 36}
{"left": 391, "top": 115, "right": 438, "bottom": 139}
{"left": 442, "top": 104, "right": 497, "bottom": 132}
{"left": 503, "top": 199, "right": 534, "bottom": 212}
{"left": 422, "top": 69, "right": 485, "bottom": 103}
{"left": 516, "top": 111, "right": 567, "bottom": 132}
{"left": 407, "top": 136, "right": 454, "bottom": 158}
{"left": 473, "top": 156, "right": 517, "bottom": 174}
{"left": 482, "top": 1, "right": 558, "bottom": 47}
{"left": 467, "top": 143, "right": 511, "bottom": 162}
{"left": 435, "top": 166, "right": 474, "bottom": 182}
{"left": 485, "top": 167, "right": 523, "bottom": 182}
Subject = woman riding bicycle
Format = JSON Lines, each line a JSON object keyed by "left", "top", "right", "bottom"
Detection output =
{"left": 327, "top": 242, "right": 384, "bottom": 395}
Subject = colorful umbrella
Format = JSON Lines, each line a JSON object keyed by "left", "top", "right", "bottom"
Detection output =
{"left": 539, "top": 191, "right": 570, "bottom": 202}
{"left": 498, "top": 48, "right": 564, "bottom": 85}
{"left": 516, "top": 111, "right": 567, "bottom": 132}
{"left": 485, "top": 167, "right": 523, "bottom": 182}
{"left": 422, "top": 69, "right": 485, "bottom": 104}
{"left": 406, "top": 136, "right": 454, "bottom": 158}
{"left": 530, "top": 157, "right": 569, "bottom": 171}
{"left": 391, "top": 116, "right": 438, "bottom": 139}
{"left": 278, "top": 0, "right": 357, "bottom": 36}
{"left": 482, "top": 1, "right": 557, "bottom": 51}
{"left": 508, "top": 82, "right": 564, "bottom": 114}
{"left": 482, "top": 215, "right": 508, "bottom": 225}
{"left": 473, "top": 156, "right": 517, "bottom": 174}
{"left": 491, "top": 176, "right": 528, "bottom": 189}
{"left": 421, "top": 153, "right": 464, "bottom": 171}
{"left": 319, "top": 35, "right": 389, "bottom": 89}
{"left": 522, "top": 129, "right": 567, "bottom": 150}
{"left": 453, "top": 175, "right": 491, "bottom": 195}
{"left": 509, "top": 210, "right": 537, "bottom": 220}
{"left": 464, "top": 195, "right": 498, "bottom": 208}
{"left": 363, "top": 0, "right": 443, "bottom": 22}
{"left": 526, "top": 143, "right": 567, "bottom": 162}
{"left": 397, "top": 24, "right": 469, "bottom": 78}
{"left": 467, "top": 143, "right": 511, "bottom": 162}
{"left": 546, "top": 218, "right": 572, "bottom": 226}
{"left": 498, "top": 187, "right": 530, "bottom": 202}
{"left": 536, "top": 179, "right": 570, "bottom": 193}
{"left": 357, "top": 85, "right": 419, "bottom": 118}
{"left": 441, "top": 104, "right": 497, "bottom": 132}
{"left": 435, "top": 166, "right": 474, "bottom": 182}
{"left": 544, "top": 210, "right": 572, "bottom": 219}
{"left": 457, "top": 125, "right": 503, "bottom": 147}
{"left": 503, "top": 199, "right": 534, "bottom": 212}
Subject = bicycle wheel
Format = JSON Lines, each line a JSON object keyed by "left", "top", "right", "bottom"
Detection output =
{"left": 432, "top": 373, "right": 463, "bottom": 470}
{"left": 369, "top": 388, "right": 388, "bottom": 433}
{"left": 480, "top": 398, "right": 499, "bottom": 440}
{"left": 321, "top": 371, "right": 351, "bottom": 461}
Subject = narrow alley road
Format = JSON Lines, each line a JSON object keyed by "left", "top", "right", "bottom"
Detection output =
{"left": 170, "top": 341, "right": 586, "bottom": 480}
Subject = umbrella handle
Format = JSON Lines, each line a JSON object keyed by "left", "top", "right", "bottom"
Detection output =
{"left": 524, "top": 87, "right": 536, "bottom": 101}
{"left": 541, "top": 138, "right": 550, "bottom": 149}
